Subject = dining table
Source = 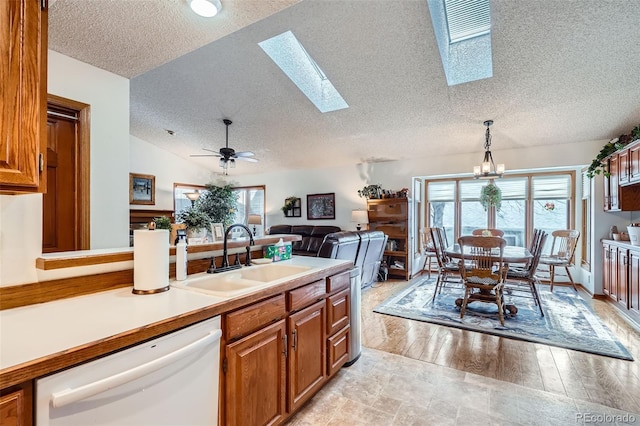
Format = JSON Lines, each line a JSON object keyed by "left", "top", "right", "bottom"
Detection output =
{"left": 444, "top": 243, "right": 533, "bottom": 316}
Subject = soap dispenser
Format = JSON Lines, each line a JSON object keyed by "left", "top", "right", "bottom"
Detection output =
{"left": 176, "top": 235, "right": 188, "bottom": 281}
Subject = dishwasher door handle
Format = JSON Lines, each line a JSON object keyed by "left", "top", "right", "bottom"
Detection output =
{"left": 51, "top": 329, "right": 222, "bottom": 408}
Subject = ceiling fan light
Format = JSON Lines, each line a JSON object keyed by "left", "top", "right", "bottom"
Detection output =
{"left": 189, "top": 0, "right": 221, "bottom": 18}
{"left": 229, "top": 159, "right": 236, "bottom": 168}
{"left": 219, "top": 158, "right": 225, "bottom": 168}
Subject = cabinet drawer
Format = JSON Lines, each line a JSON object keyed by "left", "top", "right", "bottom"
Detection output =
{"left": 225, "top": 294, "right": 286, "bottom": 341}
{"left": 326, "top": 288, "right": 350, "bottom": 336}
{"left": 288, "top": 280, "right": 326, "bottom": 312}
{"left": 327, "top": 325, "right": 350, "bottom": 377}
{"left": 326, "top": 270, "right": 350, "bottom": 293}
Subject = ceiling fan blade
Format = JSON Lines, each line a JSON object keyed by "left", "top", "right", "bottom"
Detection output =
{"left": 202, "top": 147, "right": 221, "bottom": 154}
{"left": 190, "top": 154, "right": 221, "bottom": 157}
{"left": 236, "top": 157, "right": 259, "bottom": 163}
{"left": 234, "top": 151, "right": 255, "bottom": 158}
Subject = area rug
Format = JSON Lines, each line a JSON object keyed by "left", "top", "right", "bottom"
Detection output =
{"left": 373, "top": 278, "right": 633, "bottom": 361}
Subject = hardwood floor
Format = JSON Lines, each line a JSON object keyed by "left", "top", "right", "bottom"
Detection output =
{"left": 286, "top": 275, "right": 640, "bottom": 425}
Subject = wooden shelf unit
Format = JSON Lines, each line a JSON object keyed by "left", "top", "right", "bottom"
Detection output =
{"left": 367, "top": 198, "right": 411, "bottom": 280}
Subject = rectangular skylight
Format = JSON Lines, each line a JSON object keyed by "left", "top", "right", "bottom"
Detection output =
{"left": 258, "top": 31, "right": 348, "bottom": 113}
{"left": 444, "top": 0, "right": 491, "bottom": 43}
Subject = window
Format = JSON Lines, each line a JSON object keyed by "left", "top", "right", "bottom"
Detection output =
{"left": 581, "top": 169, "right": 591, "bottom": 270}
{"left": 232, "top": 186, "right": 266, "bottom": 235}
{"left": 426, "top": 172, "right": 575, "bottom": 249}
{"left": 174, "top": 183, "right": 207, "bottom": 218}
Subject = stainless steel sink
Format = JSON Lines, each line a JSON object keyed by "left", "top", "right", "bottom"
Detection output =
{"left": 172, "top": 263, "right": 313, "bottom": 297}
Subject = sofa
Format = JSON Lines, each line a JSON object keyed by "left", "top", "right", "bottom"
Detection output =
{"left": 317, "top": 230, "right": 387, "bottom": 288}
{"left": 268, "top": 225, "right": 342, "bottom": 256}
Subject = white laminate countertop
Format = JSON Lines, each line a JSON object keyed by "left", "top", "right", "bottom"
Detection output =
{"left": 0, "top": 287, "right": 224, "bottom": 371}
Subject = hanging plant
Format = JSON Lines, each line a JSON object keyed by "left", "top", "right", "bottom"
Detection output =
{"left": 281, "top": 196, "right": 298, "bottom": 213}
{"left": 480, "top": 182, "right": 502, "bottom": 212}
{"left": 586, "top": 138, "right": 625, "bottom": 178}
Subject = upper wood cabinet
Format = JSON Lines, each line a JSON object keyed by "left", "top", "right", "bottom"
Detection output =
{"left": 603, "top": 154, "right": 640, "bottom": 212}
{"left": 0, "top": 0, "right": 48, "bottom": 194}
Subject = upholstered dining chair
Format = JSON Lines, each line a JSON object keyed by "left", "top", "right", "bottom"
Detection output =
{"left": 505, "top": 230, "right": 548, "bottom": 316}
{"left": 429, "top": 227, "right": 462, "bottom": 302}
{"left": 471, "top": 228, "right": 505, "bottom": 237}
{"left": 457, "top": 235, "right": 508, "bottom": 325}
{"left": 420, "top": 228, "right": 438, "bottom": 279}
{"left": 538, "top": 229, "right": 580, "bottom": 291}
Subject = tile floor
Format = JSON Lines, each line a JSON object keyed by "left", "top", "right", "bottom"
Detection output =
{"left": 286, "top": 347, "right": 639, "bottom": 425}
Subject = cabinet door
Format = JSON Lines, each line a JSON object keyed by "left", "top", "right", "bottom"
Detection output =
{"left": 327, "top": 287, "right": 350, "bottom": 336}
{"left": 0, "top": 382, "right": 32, "bottom": 426}
{"left": 288, "top": 300, "right": 326, "bottom": 412}
{"left": 225, "top": 320, "right": 286, "bottom": 426}
{"left": 0, "top": 0, "right": 47, "bottom": 193}
{"left": 629, "top": 249, "right": 640, "bottom": 313}
{"left": 619, "top": 149, "right": 630, "bottom": 185}
{"left": 608, "top": 156, "right": 620, "bottom": 211}
{"left": 603, "top": 244, "right": 617, "bottom": 300}
{"left": 617, "top": 248, "right": 629, "bottom": 308}
{"left": 630, "top": 144, "right": 640, "bottom": 183}
{"left": 327, "top": 325, "right": 350, "bottom": 377}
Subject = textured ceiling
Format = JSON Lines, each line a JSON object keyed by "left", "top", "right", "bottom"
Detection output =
{"left": 49, "top": 0, "right": 640, "bottom": 176}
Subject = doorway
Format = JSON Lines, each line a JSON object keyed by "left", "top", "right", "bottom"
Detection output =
{"left": 42, "top": 95, "right": 90, "bottom": 253}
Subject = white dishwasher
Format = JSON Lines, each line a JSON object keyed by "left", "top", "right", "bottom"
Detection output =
{"left": 36, "top": 316, "right": 221, "bottom": 426}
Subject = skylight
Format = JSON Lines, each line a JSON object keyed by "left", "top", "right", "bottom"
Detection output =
{"left": 258, "top": 31, "right": 348, "bottom": 113}
{"left": 428, "top": 0, "right": 493, "bottom": 86}
{"left": 444, "top": 0, "right": 490, "bottom": 43}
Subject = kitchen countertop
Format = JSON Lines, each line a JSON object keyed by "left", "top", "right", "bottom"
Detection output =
{"left": 0, "top": 256, "right": 352, "bottom": 390}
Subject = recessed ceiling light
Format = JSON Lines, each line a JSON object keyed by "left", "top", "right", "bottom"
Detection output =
{"left": 189, "top": 0, "right": 222, "bottom": 18}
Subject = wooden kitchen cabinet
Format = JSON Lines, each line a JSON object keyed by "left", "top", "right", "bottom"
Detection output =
{"left": 0, "top": 381, "right": 32, "bottom": 426}
{"left": 603, "top": 155, "right": 640, "bottom": 211}
{"left": 618, "top": 149, "right": 630, "bottom": 185}
{"left": 629, "top": 143, "right": 640, "bottom": 183}
{"left": 288, "top": 300, "right": 326, "bottom": 413}
{"left": 617, "top": 247, "right": 629, "bottom": 309}
{"left": 225, "top": 320, "right": 287, "bottom": 426}
{"left": 603, "top": 243, "right": 616, "bottom": 300}
{"left": 222, "top": 269, "right": 352, "bottom": 424}
{"left": 0, "top": 0, "right": 48, "bottom": 194}
{"left": 602, "top": 242, "right": 640, "bottom": 321}
{"left": 629, "top": 248, "right": 640, "bottom": 313}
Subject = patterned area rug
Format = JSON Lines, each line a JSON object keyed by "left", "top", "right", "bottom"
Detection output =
{"left": 373, "top": 278, "right": 633, "bottom": 361}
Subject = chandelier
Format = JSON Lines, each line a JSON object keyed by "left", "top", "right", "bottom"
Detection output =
{"left": 473, "top": 120, "right": 505, "bottom": 179}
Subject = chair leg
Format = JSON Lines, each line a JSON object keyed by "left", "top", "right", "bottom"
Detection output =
{"left": 530, "top": 278, "right": 544, "bottom": 316}
{"left": 565, "top": 266, "right": 578, "bottom": 292}
{"left": 432, "top": 273, "right": 442, "bottom": 302}
{"left": 460, "top": 287, "right": 470, "bottom": 319}
{"left": 549, "top": 265, "right": 555, "bottom": 292}
{"left": 427, "top": 257, "right": 432, "bottom": 279}
{"left": 495, "top": 290, "right": 505, "bottom": 326}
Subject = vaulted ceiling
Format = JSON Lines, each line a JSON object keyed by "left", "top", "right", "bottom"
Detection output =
{"left": 49, "top": 0, "right": 640, "bottom": 176}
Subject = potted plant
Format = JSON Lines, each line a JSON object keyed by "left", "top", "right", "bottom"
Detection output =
{"left": 198, "top": 184, "right": 237, "bottom": 227}
{"left": 357, "top": 184, "right": 382, "bottom": 199}
{"left": 152, "top": 216, "right": 172, "bottom": 231}
{"left": 480, "top": 181, "right": 502, "bottom": 212}
{"left": 176, "top": 205, "right": 210, "bottom": 236}
{"left": 281, "top": 196, "right": 298, "bottom": 213}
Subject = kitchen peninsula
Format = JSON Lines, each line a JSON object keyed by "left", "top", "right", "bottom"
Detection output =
{"left": 1, "top": 254, "right": 353, "bottom": 425}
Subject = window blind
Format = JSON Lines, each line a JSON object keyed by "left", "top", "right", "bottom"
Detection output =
{"left": 495, "top": 177, "right": 527, "bottom": 200}
{"left": 459, "top": 180, "right": 487, "bottom": 201}
{"left": 428, "top": 181, "right": 456, "bottom": 201}
{"left": 532, "top": 175, "right": 571, "bottom": 199}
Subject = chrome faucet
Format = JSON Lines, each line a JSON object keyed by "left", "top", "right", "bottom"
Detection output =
{"left": 215, "top": 223, "right": 255, "bottom": 273}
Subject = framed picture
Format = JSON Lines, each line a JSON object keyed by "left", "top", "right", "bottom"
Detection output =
{"left": 284, "top": 197, "right": 302, "bottom": 217}
{"left": 211, "top": 223, "right": 225, "bottom": 241}
{"left": 130, "top": 173, "right": 155, "bottom": 205}
{"left": 307, "top": 193, "right": 335, "bottom": 220}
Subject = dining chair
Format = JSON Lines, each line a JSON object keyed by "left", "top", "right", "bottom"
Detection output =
{"left": 429, "top": 227, "right": 462, "bottom": 302}
{"left": 420, "top": 228, "right": 438, "bottom": 279}
{"left": 538, "top": 229, "right": 580, "bottom": 291}
{"left": 457, "top": 235, "right": 508, "bottom": 325}
{"left": 471, "top": 228, "right": 505, "bottom": 237}
{"left": 505, "top": 230, "right": 548, "bottom": 316}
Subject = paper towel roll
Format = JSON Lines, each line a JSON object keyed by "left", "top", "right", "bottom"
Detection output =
{"left": 133, "top": 229, "right": 170, "bottom": 294}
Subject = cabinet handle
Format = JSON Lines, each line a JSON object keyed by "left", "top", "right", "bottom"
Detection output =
{"left": 283, "top": 334, "right": 288, "bottom": 358}
{"left": 292, "top": 330, "right": 297, "bottom": 351}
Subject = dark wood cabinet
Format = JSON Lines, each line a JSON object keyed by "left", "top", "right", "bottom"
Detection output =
{"left": 225, "top": 320, "right": 287, "bottom": 426}
{"left": 629, "top": 143, "right": 640, "bottom": 183}
{"left": 367, "top": 198, "right": 412, "bottom": 280}
{"left": 602, "top": 242, "right": 640, "bottom": 320}
{"left": 0, "top": 0, "right": 48, "bottom": 194}
{"left": 288, "top": 300, "right": 326, "bottom": 412}
{"left": 603, "top": 155, "right": 640, "bottom": 212}
{"left": 618, "top": 149, "right": 630, "bottom": 185}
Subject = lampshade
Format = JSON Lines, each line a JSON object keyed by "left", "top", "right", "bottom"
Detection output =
{"left": 248, "top": 214, "right": 262, "bottom": 225}
{"left": 351, "top": 209, "right": 369, "bottom": 224}
{"left": 185, "top": 191, "right": 200, "bottom": 202}
{"left": 473, "top": 120, "right": 505, "bottom": 179}
{"left": 189, "top": 0, "right": 222, "bottom": 17}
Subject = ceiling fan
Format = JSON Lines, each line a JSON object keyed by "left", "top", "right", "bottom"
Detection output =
{"left": 190, "top": 119, "right": 258, "bottom": 172}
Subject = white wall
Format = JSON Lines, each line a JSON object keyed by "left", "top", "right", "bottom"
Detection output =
{"left": 130, "top": 135, "right": 218, "bottom": 211}
{"left": 0, "top": 51, "right": 130, "bottom": 286}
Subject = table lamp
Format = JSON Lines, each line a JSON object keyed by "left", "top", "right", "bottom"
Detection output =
{"left": 248, "top": 214, "right": 262, "bottom": 236}
{"left": 351, "top": 209, "right": 369, "bottom": 231}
